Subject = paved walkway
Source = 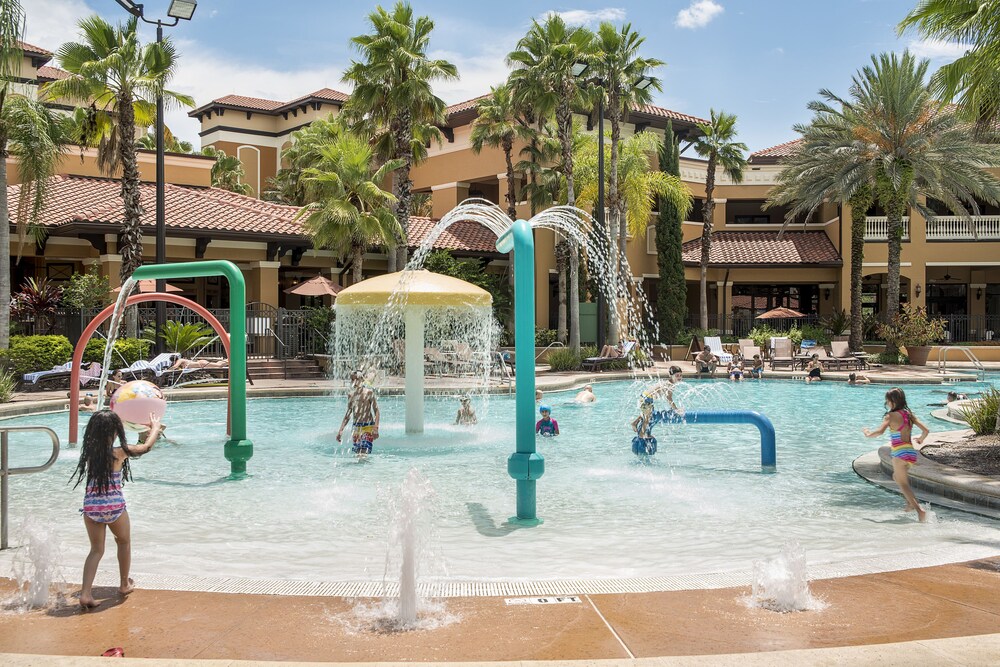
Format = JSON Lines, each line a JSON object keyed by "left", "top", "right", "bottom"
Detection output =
{"left": 1, "top": 557, "right": 999, "bottom": 662}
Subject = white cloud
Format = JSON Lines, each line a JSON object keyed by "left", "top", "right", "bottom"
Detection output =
{"left": 675, "top": 0, "right": 724, "bottom": 29}
{"left": 542, "top": 8, "right": 626, "bottom": 26}
{"left": 907, "top": 38, "right": 967, "bottom": 61}
{"left": 23, "top": 0, "right": 94, "bottom": 51}
{"left": 771, "top": 47, "right": 784, "bottom": 56}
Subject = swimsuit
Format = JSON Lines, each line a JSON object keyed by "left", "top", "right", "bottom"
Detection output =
{"left": 808, "top": 367, "right": 821, "bottom": 378}
{"left": 750, "top": 367, "right": 763, "bottom": 377}
{"left": 730, "top": 369, "right": 743, "bottom": 379}
{"left": 889, "top": 410, "right": 918, "bottom": 465}
{"left": 535, "top": 418, "right": 558, "bottom": 436}
{"left": 81, "top": 470, "right": 126, "bottom": 524}
{"left": 352, "top": 422, "right": 376, "bottom": 454}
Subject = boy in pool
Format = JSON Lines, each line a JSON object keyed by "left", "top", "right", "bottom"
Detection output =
{"left": 535, "top": 405, "right": 559, "bottom": 437}
{"left": 575, "top": 384, "right": 597, "bottom": 403}
{"left": 455, "top": 395, "right": 478, "bottom": 425}
{"left": 642, "top": 366, "right": 683, "bottom": 414}
{"left": 749, "top": 354, "right": 764, "bottom": 378}
{"left": 630, "top": 397, "right": 657, "bottom": 455}
{"left": 848, "top": 373, "right": 871, "bottom": 385}
{"left": 336, "top": 370, "right": 381, "bottom": 460}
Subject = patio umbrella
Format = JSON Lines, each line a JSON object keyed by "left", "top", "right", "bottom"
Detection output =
{"left": 113, "top": 280, "right": 183, "bottom": 293}
{"left": 283, "top": 274, "right": 342, "bottom": 297}
{"left": 755, "top": 307, "right": 806, "bottom": 319}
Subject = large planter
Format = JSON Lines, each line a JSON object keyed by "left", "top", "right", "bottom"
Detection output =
{"left": 904, "top": 345, "right": 932, "bottom": 366}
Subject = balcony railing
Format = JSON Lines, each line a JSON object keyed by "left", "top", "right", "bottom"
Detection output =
{"left": 864, "top": 216, "right": 910, "bottom": 241}
{"left": 926, "top": 215, "right": 1000, "bottom": 240}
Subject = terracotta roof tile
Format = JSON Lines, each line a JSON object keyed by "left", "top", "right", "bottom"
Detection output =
{"left": 445, "top": 95, "right": 490, "bottom": 117}
{"left": 749, "top": 138, "right": 802, "bottom": 163}
{"left": 681, "top": 231, "right": 841, "bottom": 267}
{"left": 206, "top": 94, "right": 285, "bottom": 111}
{"left": 632, "top": 104, "right": 709, "bottom": 125}
{"left": 407, "top": 216, "right": 498, "bottom": 253}
{"left": 8, "top": 175, "right": 305, "bottom": 239}
{"left": 17, "top": 40, "right": 51, "bottom": 56}
{"left": 286, "top": 88, "right": 349, "bottom": 105}
{"left": 36, "top": 65, "right": 69, "bottom": 80}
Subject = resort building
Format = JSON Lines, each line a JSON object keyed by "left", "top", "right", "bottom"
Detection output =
{"left": 11, "top": 39, "right": 1000, "bottom": 342}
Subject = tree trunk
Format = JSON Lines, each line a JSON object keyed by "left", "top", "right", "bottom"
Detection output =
{"left": 607, "top": 96, "right": 622, "bottom": 346}
{"left": 556, "top": 240, "right": 567, "bottom": 343}
{"left": 557, "top": 94, "right": 580, "bottom": 353}
{"left": 0, "top": 131, "right": 10, "bottom": 350}
{"left": 848, "top": 198, "right": 868, "bottom": 352}
{"left": 353, "top": 244, "right": 364, "bottom": 284}
{"left": 699, "top": 154, "right": 718, "bottom": 330}
{"left": 884, "top": 202, "right": 904, "bottom": 357}
{"left": 394, "top": 109, "right": 413, "bottom": 270}
{"left": 117, "top": 95, "right": 143, "bottom": 338}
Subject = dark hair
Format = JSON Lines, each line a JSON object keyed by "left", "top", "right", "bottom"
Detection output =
{"left": 71, "top": 409, "right": 134, "bottom": 492}
{"left": 849, "top": 373, "right": 857, "bottom": 381}
{"left": 946, "top": 391, "right": 958, "bottom": 401}
{"left": 884, "top": 387, "right": 910, "bottom": 416}
{"left": 668, "top": 366, "right": 682, "bottom": 376}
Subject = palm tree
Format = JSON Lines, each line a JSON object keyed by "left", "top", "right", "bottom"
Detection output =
{"left": 137, "top": 125, "right": 193, "bottom": 153}
{"left": 591, "top": 22, "right": 663, "bottom": 343}
{"left": 471, "top": 85, "right": 527, "bottom": 220}
{"left": 266, "top": 115, "right": 345, "bottom": 206}
{"left": 45, "top": 15, "right": 193, "bottom": 286}
{"left": 794, "top": 52, "right": 1000, "bottom": 355}
{"left": 201, "top": 146, "right": 253, "bottom": 195}
{"left": 766, "top": 114, "right": 874, "bottom": 352}
{"left": 508, "top": 15, "right": 594, "bottom": 352}
{"left": 898, "top": 0, "right": 1000, "bottom": 136}
{"left": 342, "top": 2, "right": 457, "bottom": 271}
{"left": 297, "top": 133, "right": 403, "bottom": 284}
{"left": 692, "top": 109, "right": 748, "bottom": 330}
{"left": 0, "top": 0, "right": 67, "bottom": 349}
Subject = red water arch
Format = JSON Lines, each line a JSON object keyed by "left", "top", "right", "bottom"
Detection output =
{"left": 68, "top": 293, "right": 231, "bottom": 446}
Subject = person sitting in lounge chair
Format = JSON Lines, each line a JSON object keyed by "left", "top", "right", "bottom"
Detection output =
{"left": 695, "top": 348, "right": 718, "bottom": 375}
{"left": 598, "top": 343, "right": 623, "bottom": 358}
{"left": 170, "top": 357, "right": 228, "bottom": 370}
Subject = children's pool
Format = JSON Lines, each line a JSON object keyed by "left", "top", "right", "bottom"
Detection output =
{"left": 3, "top": 377, "right": 999, "bottom": 584}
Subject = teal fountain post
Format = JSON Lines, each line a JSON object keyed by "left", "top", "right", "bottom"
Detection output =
{"left": 496, "top": 219, "right": 544, "bottom": 525}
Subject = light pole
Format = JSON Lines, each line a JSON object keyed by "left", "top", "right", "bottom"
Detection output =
{"left": 115, "top": 0, "right": 197, "bottom": 351}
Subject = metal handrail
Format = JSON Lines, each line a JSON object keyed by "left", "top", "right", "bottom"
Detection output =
{"left": 936, "top": 346, "right": 986, "bottom": 380}
{"left": 535, "top": 341, "right": 565, "bottom": 362}
{"left": 1, "top": 426, "right": 61, "bottom": 550}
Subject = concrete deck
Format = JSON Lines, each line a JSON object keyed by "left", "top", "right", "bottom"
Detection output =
{"left": 2, "top": 557, "right": 1000, "bottom": 663}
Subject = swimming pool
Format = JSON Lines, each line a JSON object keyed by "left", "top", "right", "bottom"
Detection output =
{"left": 2, "top": 377, "right": 999, "bottom": 588}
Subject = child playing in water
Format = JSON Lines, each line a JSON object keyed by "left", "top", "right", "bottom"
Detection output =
{"left": 455, "top": 395, "right": 477, "bottom": 425}
{"left": 727, "top": 360, "right": 745, "bottom": 381}
{"left": 630, "top": 398, "right": 657, "bottom": 455}
{"left": 862, "top": 387, "right": 931, "bottom": 522}
{"left": 642, "top": 366, "right": 683, "bottom": 413}
{"left": 535, "top": 405, "right": 559, "bottom": 437}
{"left": 336, "top": 370, "right": 381, "bottom": 460}
{"left": 575, "top": 384, "right": 597, "bottom": 403}
{"left": 71, "top": 409, "right": 162, "bottom": 610}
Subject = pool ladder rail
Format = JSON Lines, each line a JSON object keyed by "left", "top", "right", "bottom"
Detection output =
{"left": 936, "top": 346, "right": 986, "bottom": 380}
{"left": 0, "top": 426, "right": 61, "bottom": 550}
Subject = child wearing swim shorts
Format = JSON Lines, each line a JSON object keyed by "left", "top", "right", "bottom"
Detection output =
{"left": 71, "top": 409, "right": 161, "bottom": 609}
{"left": 535, "top": 405, "right": 559, "bottom": 437}
{"left": 630, "top": 397, "right": 657, "bottom": 455}
{"left": 862, "top": 387, "right": 930, "bottom": 522}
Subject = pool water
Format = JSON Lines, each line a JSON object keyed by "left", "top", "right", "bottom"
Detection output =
{"left": 3, "top": 377, "right": 999, "bottom": 583}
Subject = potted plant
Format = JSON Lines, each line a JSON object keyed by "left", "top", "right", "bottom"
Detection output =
{"left": 821, "top": 308, "right": 851, "bottom": 341}
{"left": 876, "top": 306, "right": 947, "bottom": 366}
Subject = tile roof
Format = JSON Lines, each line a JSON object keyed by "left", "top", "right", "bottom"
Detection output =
{"left": 681, "top": 231, "right": 841, "bottom": 267}
{"left": 445, "top": 95, "right": 490, "bottom": 117}
{"left": 632, "top": 104, "right": 709, "bottom": 126}
{"left": 192, "top": 88, "right": 351, "bottom": 117}
{"left": 204, "top": 94, "right": 286, "bottom": 112}
{"left": 287, "top": 88, "right": 350, "bottom": 105}
{"left": 36, "top": 65, "right": 69, "bottom": 81}
{"left": 748, "top": 138, "right": 802, "bottom": 163}
{"left": 17, "top": 40, "right": 51, "bottom": 56}
{"left": 407, "top": 216, "right": 499, "bottom": 253}
{"left": 9, "top": 175, "right": 305, "bottom": 239}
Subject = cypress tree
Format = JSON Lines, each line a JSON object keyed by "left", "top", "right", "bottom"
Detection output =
{"left": 656, "top": 122, "right": 687, "bottom": 343}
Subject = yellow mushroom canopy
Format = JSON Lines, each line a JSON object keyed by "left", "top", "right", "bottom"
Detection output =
{"left": 336, "top": 270, "right": 492, "bottom": 307}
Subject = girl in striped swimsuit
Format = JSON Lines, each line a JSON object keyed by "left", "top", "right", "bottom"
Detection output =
{"left": 863, "top": 388, "right": 930, "bottom": 522}
{"left": 71, "top": 409, "right": 162, "bottom": 609}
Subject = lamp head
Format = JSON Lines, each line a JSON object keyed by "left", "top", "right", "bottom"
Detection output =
{"left": 571, "top": 61, "right": 589, "bottom": 77}
{"left": 167, "top": 0, "right": 197, "bottom": 20}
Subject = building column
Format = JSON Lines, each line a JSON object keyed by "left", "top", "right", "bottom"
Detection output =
{"left": 431, "top": 181, "right": 470, "bottom": 219}
{"left": 248, "top": 261, "right": 281, "bottom": 307}
{"left": 712, "top": 198, "right": 728, "bottom": 231}
{"left": 819, "top": 283, "right": 836, "bottom": 316}
{"left": 98, "top": 254, "right": 123, "bottom": 289}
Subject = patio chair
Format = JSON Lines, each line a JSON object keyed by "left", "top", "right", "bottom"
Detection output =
{"left": 22, "top": 361, "right": 74, "bottom": 390}
{"left": 582, "top": 340, "right": 636, "bottom": 372}
{"left": 770, "top": 338, "right": 795, "bottom": 370}
{"left": 799, "top": 339, "right": 818, "bottom": 355}
{"left": 813, "top": 346, "right": 841, "bottom": 369}
{"left": 79, "top": 362, "right": 103, "bottom": 387}
{"left": 830, "top": 341, "right": 865, "bottom": 370}
{"left": 117, "top": 352, "right": 179, "bottom": 381}
{"left": 703, "top": 337, "right": 734, "bottom": 364}
{"left": 736, "top": 338, "right": 755, "bottom": 360}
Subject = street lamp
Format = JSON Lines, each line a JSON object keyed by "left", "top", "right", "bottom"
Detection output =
{"left": 115, "top": 0, "right": 197, "bottom": 352}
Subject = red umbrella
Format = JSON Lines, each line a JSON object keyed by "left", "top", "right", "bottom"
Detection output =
{"left": 755, "top": 307, "right": 806, "bottom": 319}
{"left": 113, "top": 280, "right": 183, "bottom": 293}
{"left": 283, "top": 275, "right": 342, "bottom": 297}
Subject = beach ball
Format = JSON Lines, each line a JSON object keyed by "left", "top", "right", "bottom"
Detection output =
{"left": 110, "top": 380, "right": 166, "bottom": 431}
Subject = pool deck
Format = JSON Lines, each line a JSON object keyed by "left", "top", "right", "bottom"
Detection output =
{"left": 2, "top": 556, "right": 1000, "bottom": 664}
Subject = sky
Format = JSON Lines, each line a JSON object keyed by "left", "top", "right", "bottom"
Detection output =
{"left": 25, "top": 0, "right": 966, "bottom": 154}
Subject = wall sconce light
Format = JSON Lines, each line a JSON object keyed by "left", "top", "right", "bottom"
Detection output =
{"left": 824, "top": 288, "right": 831, "bottom": 301}
{"left": 915, "top": 283, "right": 922, "bottom": 298}
{"left": 977, "top": 287, "right": 983, "bottom": 300}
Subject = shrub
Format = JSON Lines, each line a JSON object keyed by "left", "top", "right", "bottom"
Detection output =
{"left": 535, "top": 328, "right": 558, "bottom": 347}
{"left": 143, "top": 321, "right": 215, "bottom": 355}
{"left": 0, "top": 368, "right": 16, "bottom": 402}
{"left": 798, "top": 323, "right": 831, "bottom": 346}
{"left": 0, "top": 335, "right": 73, "bottom": 377}
{"left": 82, "top": 338, "right": 153, "bottom": 367}
{"left": 304, "top": 306, "right": 335, "bottom": 337}
{"left": 821, "top": 308, "right": 851, "bottom": 337}
{"left": 877, "top": 306, "right": 947, "bottom": 349}
{"left": 61, "top": 264, "right": 110, "bottom": 309}
{"left": 873, "top": 351, "right": 909, "bottom": 365}
{"left": 748, "top": 325, "right": 779, "bottom": 350}
{"left": 961, "top": 386, "right": 999, "bottom": 435}
{"left": 11, "top": 278, "right": 63, "bottom": 334}
{"left": 547, "top": 348, "right": 582, "bottom": 371}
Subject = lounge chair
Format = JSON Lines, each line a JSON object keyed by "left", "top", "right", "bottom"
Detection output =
{"left": 799, "top": 339, "right": 818, "bottom": 355}
{"left": 742, "top": 345, "right": 762, "bottom": 361}
{"left": 582, "top": 340, "right": 635, "bottom": 372}
{"left": 770, "top": 338, "right": 795, "bottom": 370}
{"left": 703, "top": 337, "right": 733, "bottom": 364}
{"left": 830, "top": 341, "right": 866, "bottom": 370}
{"left": 814, "top": 346, "right": 841, "bottom": 369}
{"left": 735, "top": 338, "right": 754, "bottom": 359}
{"left": 155, "top": 360, "right": 230, "bottom": 388}
{"left": 22, "top": 361, "right": 74, "bottom": 390}
{"left": 117, "top": 353, "right": 179, "bottom": 381}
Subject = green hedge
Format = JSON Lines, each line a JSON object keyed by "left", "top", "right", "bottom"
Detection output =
{"left": 1, "top": 335, "right": 73, "bottom": 377}
{"left": 82, "top": 338, "right": 153, "bottom": 367}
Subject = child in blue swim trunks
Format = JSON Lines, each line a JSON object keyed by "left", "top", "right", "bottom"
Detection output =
{"left": 535, "top": 405, "right": 559, "bottom": 437}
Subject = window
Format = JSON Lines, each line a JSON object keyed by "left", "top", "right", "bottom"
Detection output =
{"left": 926, "top": 284, "right": 967, "bottom": 317}
{"left": 733, "top": 214, "right": 770, "bottom": 224}
{"left": 646, "top": 226, "right": 656, "bottom": 254}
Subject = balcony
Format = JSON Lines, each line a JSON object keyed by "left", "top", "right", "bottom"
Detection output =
{"left": 864, "top": 217, "right": 909, "bottom": 241}
{"left": 865, "top": 215, "right": 1000, "bottom": 241}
